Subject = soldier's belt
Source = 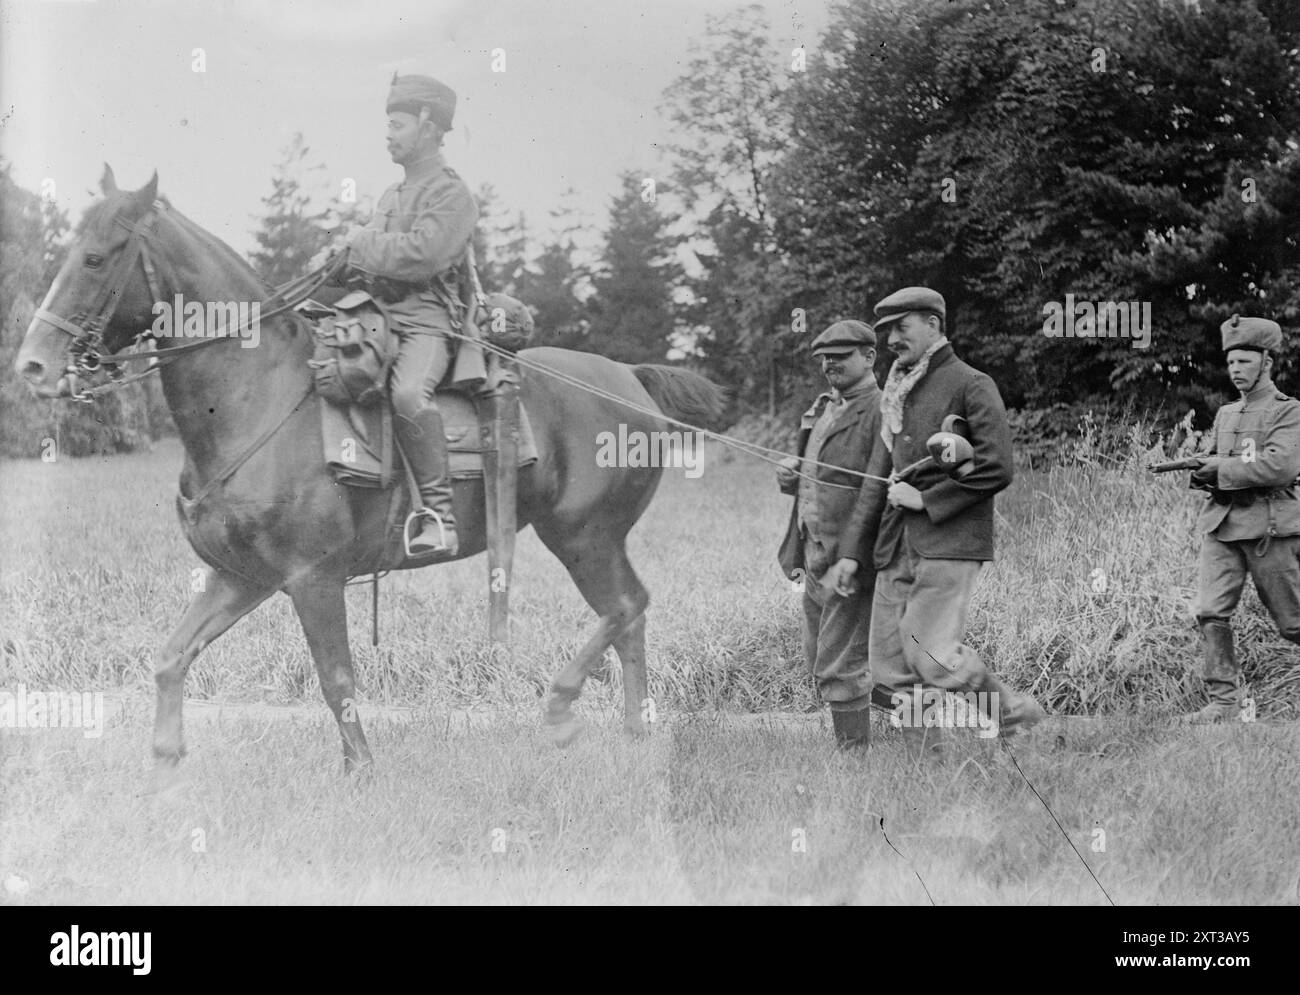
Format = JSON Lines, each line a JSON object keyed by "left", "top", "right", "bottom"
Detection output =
{"left": 1206, "top": 485, "right": 1297, "bottom": 507}
{"left": 347, "top": 269, "right": 461, "bottom": 306}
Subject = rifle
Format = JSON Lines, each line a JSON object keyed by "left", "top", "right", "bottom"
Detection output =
{"left": 1147, "top": 457, "right": 1207, "bottom": 473}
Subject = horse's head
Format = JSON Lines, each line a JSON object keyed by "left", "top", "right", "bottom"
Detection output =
{"left": 15, "top": 165, "right": 165, "bottom": 398}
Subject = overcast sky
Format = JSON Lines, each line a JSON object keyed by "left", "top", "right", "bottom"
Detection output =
{"left": 0, "top": 0, "right": 831, "bottom": 258}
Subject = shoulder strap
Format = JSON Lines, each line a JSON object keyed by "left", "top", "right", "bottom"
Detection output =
{"left": 465, "top": 243, "right": 488, "bottom": 309}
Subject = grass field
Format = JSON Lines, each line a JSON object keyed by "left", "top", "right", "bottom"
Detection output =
{"left": 2, "top": 437, "right": 1299, "bottom": 904}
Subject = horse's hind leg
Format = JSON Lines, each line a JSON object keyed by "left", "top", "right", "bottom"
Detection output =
{"left": 613, "top": 613, "right": 650, "bottom": 736}
{"left": 535, "top": 526, "right": 649, "bottom": 745}
{"left": 285, "top": 572, "right": 373, "bottom": 773}
{"left": 152, "top": 570, "right": 274, "bottom": 785}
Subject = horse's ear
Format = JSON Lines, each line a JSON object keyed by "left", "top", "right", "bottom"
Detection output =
{"left": 132, "top": 171, "right": 159, "bottom": 211}
{"left": 100, "top": 163, "right": 118, "bottom": 195}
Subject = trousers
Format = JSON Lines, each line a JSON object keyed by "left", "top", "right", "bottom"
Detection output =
{"left": 868, "top": 530, "right": 986, "bottom": 695}
{"left": 386, "top": 292, "right": 454, "bottom": 419}
{"left": 1196, "top": 533, "right": 1300, "bottom": 641}
{"left": 800, "top": 535, "right": 873, "bottom": 709}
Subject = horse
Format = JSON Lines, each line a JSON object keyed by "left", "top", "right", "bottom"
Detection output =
{"left": 14, "top": 166, "right": 725, "bottom": 782}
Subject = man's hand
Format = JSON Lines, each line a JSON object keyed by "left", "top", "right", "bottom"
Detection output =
{"left": 776, "top": 456, "right": 800, "bottom": 491}
{"left": 887, "top": 480, "right": 923, "bottom": 510}
{"left": 824, "top": 557, "right": 860, "bottom": 598}
{"left": 1190, "top": 459, "right": 1220, "bottom": 488}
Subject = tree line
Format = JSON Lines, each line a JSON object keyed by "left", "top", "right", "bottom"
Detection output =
{"left": 2, "top": 0, "right": 1298, "bottom": 457}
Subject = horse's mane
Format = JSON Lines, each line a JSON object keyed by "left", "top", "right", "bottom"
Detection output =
{"left": 158, "top": 199, "right": 272, "bottom": 296}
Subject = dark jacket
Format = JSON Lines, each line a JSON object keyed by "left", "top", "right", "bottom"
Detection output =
{"left": 839, "top": 345, "right": 1013, "bottom": 567}
{"left": 778, "top": 381, "right": 883, "bottom": 579}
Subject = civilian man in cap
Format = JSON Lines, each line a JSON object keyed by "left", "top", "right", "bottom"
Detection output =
{"left": 340, "top": 73, "right": 479, "bottom": 559}
{"left": 825, "top": 288, "right": 1044, "bottom": 757}
{"left": 776, "top": 320, "right": 882, "bottom": 749}
{"left": 1181, "top": 314, "right": 1300, "bottom": 722}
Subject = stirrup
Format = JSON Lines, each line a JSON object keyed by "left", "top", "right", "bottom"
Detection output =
{"left": 403, "top": 507, "right": 455, "bottom": 559}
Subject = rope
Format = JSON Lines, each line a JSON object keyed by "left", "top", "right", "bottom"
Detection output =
{"left": 435, "top": 326, "right": 894, "bottom": 488}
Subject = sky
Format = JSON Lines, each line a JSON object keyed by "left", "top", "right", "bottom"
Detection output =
{"left": 0, "top": 0, "right": 832, "bottom": 258}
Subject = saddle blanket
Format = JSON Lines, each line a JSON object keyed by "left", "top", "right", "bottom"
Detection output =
{"left": 319, "top": 390, "right": 538, "bottom": 488}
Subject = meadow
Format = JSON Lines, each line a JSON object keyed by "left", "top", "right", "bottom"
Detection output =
{"left": 2, "top": 436, "right": 1298, "bottom": 904}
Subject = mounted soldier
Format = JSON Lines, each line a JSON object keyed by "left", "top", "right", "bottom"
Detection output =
{"left": 335, "top": 72, "right": 479, "bottom": 560}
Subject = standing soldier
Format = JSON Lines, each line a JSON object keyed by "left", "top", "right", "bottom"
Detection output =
{"left": 825, "top": 287, "right": 1044, "bottom": 757}
{"left": 777, "top": 321, "right": 882, "bottom": 749}
{"left": 1183, "top": 315, "right": 1300, "bottom": 723}
{"left": 342, "top": 72, "right": 479, "bottom": 559}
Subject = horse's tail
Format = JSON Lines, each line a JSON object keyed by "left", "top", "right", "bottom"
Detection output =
{"left": 632, "top": 364, "right": 727, "bottom": 427}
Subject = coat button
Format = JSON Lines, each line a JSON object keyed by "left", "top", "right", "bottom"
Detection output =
{"left": 903, "top": 435, "right": 911, "bottom": 442}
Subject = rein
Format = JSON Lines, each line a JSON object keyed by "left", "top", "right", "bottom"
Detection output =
{"left": 34, "top": 202, "right": 349, "bottom": 401}
{"left": 36, "top": 202, "right": 350, "bottom": 525}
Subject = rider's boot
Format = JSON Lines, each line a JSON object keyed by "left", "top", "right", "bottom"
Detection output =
{"left": 395, "top": 408, "right": 459, "bottom": 560}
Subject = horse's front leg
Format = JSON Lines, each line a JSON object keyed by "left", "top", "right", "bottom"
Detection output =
{"left": 285, "top": 571, "right": 373, "bottom": 773}
{"left": 152, "top": 569, "right": 275, "bottom": 788}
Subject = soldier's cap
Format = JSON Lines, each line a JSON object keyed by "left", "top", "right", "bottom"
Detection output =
{"left": 872, "top": 286, "right": 946, "bottom": 331}
{"left": 1220, "top": 313, "right": 1283, "bottom": 354}
{"left": 387, "top": 73, "right": 457, "bottom": 131}
{"left": 483, "top": 292, "right": 534, "bottom": 335}
{"left": 811, "top": 320, "right": 876, "bottom": 357}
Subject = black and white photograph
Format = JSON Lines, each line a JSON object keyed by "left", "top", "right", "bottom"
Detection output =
{"left": 0, "top": 0, "right": 1296, "bottom": 927}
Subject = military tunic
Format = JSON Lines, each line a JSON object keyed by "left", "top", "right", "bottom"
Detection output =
{"left": 1196, "top": 380, "right": 1300, "bottom": 640}
{"left": 347, "top": 152, "right": 478, "bottom": 418}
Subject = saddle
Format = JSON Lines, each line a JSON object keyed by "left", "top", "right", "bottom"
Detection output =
{"left": 306, "top": 291, "right": 537, "bottom": 490}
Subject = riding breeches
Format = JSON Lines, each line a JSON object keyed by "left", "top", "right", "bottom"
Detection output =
{"left": 386, "top": 292, "right": 454, "bottom": 420}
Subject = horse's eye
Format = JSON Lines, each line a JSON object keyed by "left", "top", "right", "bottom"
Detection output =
{"left": 84, "top": 253, "right": 104, "bottom": 269}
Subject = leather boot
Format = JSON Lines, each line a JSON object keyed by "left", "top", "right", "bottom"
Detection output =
{"left": 1183, "top": 620, "right": 1239, "bottom": 724}
{"left": 975, "top": 672, "right": 1046, "bottom": 737}
{"left": 831, "top": 706, "right": 872, "bottom": 750}
{"left": 395, "top": 408, "right": 459, "bottom": 559}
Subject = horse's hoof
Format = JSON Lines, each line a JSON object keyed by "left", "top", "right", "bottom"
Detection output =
{"left": 622, "top": 718, "right": 651, "bottom": 738}
{"left": 343, "top": 756, "right": 375, "bottom": 780}
{"left": 145, "top": 760, "right": 185, "bottom": 800}
{"left": 546, "top": 715, "right": 584, "bottom": 748}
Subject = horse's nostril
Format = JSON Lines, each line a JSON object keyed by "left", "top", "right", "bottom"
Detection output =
{"left": 19, "top": 358, "right": 46, "bottom": 383}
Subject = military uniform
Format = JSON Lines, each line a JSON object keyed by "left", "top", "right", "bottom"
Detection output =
{"left": 345, "top": 73, "right": 479, "bottom": 558}
{"left": 349, "top": 152, "right": 478, "bottom": 416}
{"left": 1189, "top": 315, "right": 1300, "bottom": 722}
{"left": 837, "top": 287, "right": 1044, "bottom": 753}
{"left": 777, "top": 321, "right": 882, "bottom": 746}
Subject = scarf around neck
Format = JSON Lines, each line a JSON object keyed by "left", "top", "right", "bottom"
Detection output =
{"left": 880, "top": 337, "right": 949, "bottom": 451}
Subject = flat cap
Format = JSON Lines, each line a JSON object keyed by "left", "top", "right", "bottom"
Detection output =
{"left": 387, "top": 73, "right": 457, "bottom": 130}
{"left": 1221, "top": 314, "right": 1283, "bottom": 353}
{"left": 872, "top": 286, "right": 946, "bottom": 330}
{"left": 811, "top": 319, "right": 876, "bottom": 356}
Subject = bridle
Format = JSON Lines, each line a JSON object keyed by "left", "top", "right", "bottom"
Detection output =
{"left": 32, "top": 201, "right": 347, "bottom": 401}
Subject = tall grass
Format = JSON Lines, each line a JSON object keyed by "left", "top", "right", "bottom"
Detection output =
{"left": 2, "top": 425, "right": 1297, "bottom": 720}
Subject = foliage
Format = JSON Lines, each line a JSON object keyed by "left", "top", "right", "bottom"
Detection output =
{"left": 583, "top": 172, "right": 682, "bottom": 364}
{"left": 248, "top": 133, "right": 334, "bottom": 289}
{"left": 769, "top": 0, "right": 1300, "bottom": 408}
{"left": 0, "top": 163, "right": 159, "bottom": 457}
